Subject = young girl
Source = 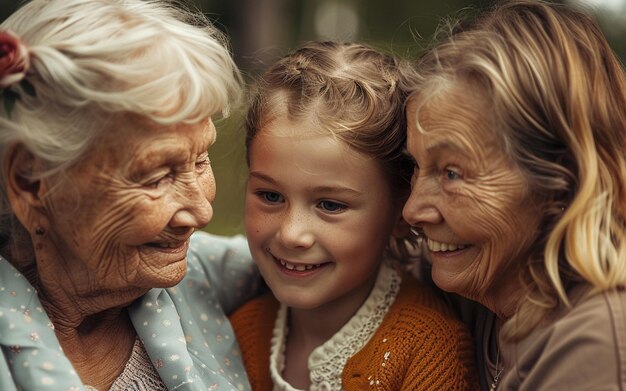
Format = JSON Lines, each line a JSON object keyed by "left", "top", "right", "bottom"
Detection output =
{"left": 230, "top": 41, "right": 478, "bottom": 390}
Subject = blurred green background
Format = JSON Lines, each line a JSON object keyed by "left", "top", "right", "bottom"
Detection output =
{"left": 2, "top": 0, "right": 626, "bottom": 235}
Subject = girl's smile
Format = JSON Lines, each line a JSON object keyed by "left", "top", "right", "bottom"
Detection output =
{"left": 245, "top": 115, "right": 400, "bottom": 313}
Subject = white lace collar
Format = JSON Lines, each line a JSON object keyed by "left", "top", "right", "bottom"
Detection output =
{"left": 269, "top": 260, "right": 401, "bottom": 391}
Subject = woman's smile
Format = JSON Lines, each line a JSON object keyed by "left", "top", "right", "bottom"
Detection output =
{"left": 426, "top": 237, "right": 469, "bottom": 252}
{"left": 143, "top": 239, "right": 190, "bottom": 253}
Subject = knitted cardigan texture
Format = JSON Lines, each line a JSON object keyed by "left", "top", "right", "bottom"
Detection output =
{"left": 230, "top": 274, "right": 479, "bottom": 390}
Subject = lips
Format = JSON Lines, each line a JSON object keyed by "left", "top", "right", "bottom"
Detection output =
{"left": 276, "top": 258, "right": 323, "bottom": 271}
{"left": 426, "top": 238, "right": 468, "bottom": 252}
{"left": 147, "top": 241, "right": 186, "bottom": 249}
{"left": 144, "top": 234, "right": 192, "bottom": 254}
{"left": 267, "top": 248, "right": 327, "bottom": 273}
{"left": 138, "top": 238, "right": 190, "bottom": 263}
{"left": 146, "top": 231, "right": 193, "bottom": 250}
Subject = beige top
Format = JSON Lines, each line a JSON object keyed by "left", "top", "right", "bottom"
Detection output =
{"left": 85, "top": 338, "right": 167, "bottom": 391}
{"left": 498, "top": 286, "right": 626, "bottom": 390}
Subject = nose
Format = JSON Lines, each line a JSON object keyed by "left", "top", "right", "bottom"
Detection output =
{"left": 402, "top": 177, "right": 443, "bottom": 228}
{"left": 277, "top": 207, "right": 314, "bottom": 249}
{"left": 169, "top": 169, "right": 215, "bottom": 229}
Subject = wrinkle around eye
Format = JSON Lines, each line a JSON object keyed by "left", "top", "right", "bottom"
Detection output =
{"left": 144, "top": 173, "right": 174, "bottom": 189}
{"left": 195, "top": 159, "right": 211, "bottom": 175}
{"left": 195, "top": 151, "right": 211, "bottom": 168}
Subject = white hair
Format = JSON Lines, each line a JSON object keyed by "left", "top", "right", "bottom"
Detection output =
{"left": 0, "top": 0, "right": 242, "bottom": 239}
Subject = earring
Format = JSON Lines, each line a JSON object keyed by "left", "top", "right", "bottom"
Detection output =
{"left": 34, "top": 227, "right": 45, "bottom": 236}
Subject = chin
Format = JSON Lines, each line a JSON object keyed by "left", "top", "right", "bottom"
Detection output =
{"left": 151, "top": 259, "right": 188, "bottom": 288}
{"left": 430, "top": 267, "right": 464, "bottom": 295}
{"left": 271, "top": 289, "right": 321, "bottom": 310}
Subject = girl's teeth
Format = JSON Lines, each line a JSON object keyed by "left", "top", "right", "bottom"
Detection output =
{"left": 279, "top": 259, "right": 320, "bottom": 271}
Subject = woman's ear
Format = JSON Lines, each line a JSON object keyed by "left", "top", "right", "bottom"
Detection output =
{"left": 3, "top": 144, "right": 48, "bottom": 233}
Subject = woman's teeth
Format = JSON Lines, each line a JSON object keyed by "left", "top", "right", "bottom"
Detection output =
{"left": 427, "top": 238, "right": 467, "bottom": 252}
{"left": 153, "top": 242, "right": 181, "bottom": 248}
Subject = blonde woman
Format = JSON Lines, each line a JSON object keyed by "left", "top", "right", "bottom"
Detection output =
{"left": 402, "top": 1, "right": 626, "bottom": 389}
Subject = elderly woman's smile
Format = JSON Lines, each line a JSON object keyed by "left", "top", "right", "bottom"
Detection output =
{"left": 146, "top": 239, "right": 190, "bottom": 249}
{"left": 0, "top": 1, "right": 255, "bottom": 388}
{"left": 403, "top": 92, "right": 543, "bottom": 314}
{"left": 425, "top": 237, "right": 469, "bottom": 252}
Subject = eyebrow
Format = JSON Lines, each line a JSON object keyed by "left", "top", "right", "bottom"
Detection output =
{"left": 138, "top": 146, "right": 187, "bottom": 163}
{"left": 248, "top": 171, "right": 363, "bottom": 197}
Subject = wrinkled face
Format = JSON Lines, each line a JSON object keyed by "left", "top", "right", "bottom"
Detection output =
{"left": 42, "top": 117, "right": 216, "bottom": 292}
{"left": 402, "top": 93, "right": 541, "bottom": 310}
{"left": 245, "top": 116, "right": 400, "bottom": 312}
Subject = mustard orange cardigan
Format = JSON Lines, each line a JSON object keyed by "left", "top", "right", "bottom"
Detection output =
{"left": 230, "top": 274, "right": 479, "bottom": 390}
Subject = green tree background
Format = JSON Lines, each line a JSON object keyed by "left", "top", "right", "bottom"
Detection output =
{"left": 2, "top": 0, "right": 625, "bottom": 235}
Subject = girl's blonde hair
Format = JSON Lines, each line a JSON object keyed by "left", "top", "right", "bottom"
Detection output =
{"left": 0, "top": 0, "right": 242, "bottom": 243}
{"left": 409, "top": 0, "right": 626, "bottom": 340}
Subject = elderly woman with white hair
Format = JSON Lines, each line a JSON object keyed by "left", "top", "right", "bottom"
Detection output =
{"left": 0, "top": 0, "right": 259, "bottom": 389}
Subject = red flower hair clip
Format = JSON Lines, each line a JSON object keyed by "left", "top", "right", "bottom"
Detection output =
{"left": 0, "top": 29, "right": 35, "bottom": 117}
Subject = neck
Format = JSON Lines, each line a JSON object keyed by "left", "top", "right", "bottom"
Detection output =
{"left": 35, "top": 276, "right": 140, "bottom": 388}
{"left": 25, "top": 235, "right": 149, "bottom": 328}
{"left": 55, "top": 308, "right": 137, "bottom": 389}
{"left": 5, "top": 231, "right": 145, "bottom": 388}
{"left": 483, "top": 279, "right": 525, "bottom": 320}
{"left": 2, "top": 225, "right": 38, "bottom": 281}
{"left": 288, "top": 269, "right": 378, "bottom": 342}
{"left": 281, "top": 271, "right": 378, "bottom": 389}
{"left": 472, "top": 261, "right": 530, "bottom": 320}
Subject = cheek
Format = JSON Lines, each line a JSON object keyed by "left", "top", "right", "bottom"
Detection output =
{"left": 334, "top": 210, "right": 395, "bottom": 256}
{"left": 453, "top": 174, "right": 532, "bottom": 241}
{"left": 199, "top": 168, "right": 216, "bottom": 202}
{"left": 244, "top": 202, "right": 272, "bottom": 241}
{"left": 465, "top": 202, "right": 520, "bottom": 242}
{"left": 87, "top": 195, "right": 176, "bottom": 252}
{"left": 461, "top": 189, "right": 539, "bottom": 262}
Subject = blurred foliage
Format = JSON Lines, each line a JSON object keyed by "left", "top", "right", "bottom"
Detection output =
{"left": 2, "top": 0, "right": 626, "bottom": 236}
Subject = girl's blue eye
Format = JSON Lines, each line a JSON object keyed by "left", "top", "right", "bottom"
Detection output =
{"left": 318, "top": 200, "right": 347, "bottom": 213}
{"left": 258, "top": 191, "right": 283, "bottom": 203}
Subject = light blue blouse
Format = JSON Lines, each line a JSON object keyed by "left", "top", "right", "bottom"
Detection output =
{"left": 0, "top": 231, "right": 259, "bottom": 391}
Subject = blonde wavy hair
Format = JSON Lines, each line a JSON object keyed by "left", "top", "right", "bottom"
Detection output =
{"left": 408, "top": 0, "right": 626, "bottom": 340}
{"left": 245, "top": 41, "right": 416, "bottom": 260}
